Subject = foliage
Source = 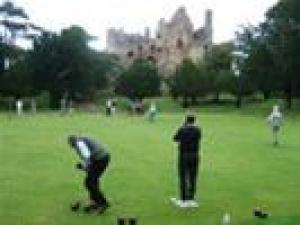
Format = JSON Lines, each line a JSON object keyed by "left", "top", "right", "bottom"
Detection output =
{"left": 0, "top": 43, "right": 28, "bottom": 96}
{"left": 168, "top": 59, "right": 209, "bottom": 106}
{"left": 115, "top": 59, "right": 161, "bottom": 100}
{"left": 205, "top": 44, "right": 236, "bottom": 100}
{"left": 243, "top": 38, "right": 278, "bottom": 99}
{"left": 29, "top": 26, "right": 117, "bottom": 108}
{"left": 266, "top": 0, "right": 300, "bottom": 107}
{"left": 0, "top": 54, "right": 35, "bottom": 97}
{"left": 237, "top": 0, "right": 300, "bottom": 108}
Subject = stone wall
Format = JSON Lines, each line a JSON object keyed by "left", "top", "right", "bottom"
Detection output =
{"left": 106, "top": 6, "right": 213, "bottom": 75}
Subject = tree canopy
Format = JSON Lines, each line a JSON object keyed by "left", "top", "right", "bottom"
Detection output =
{"left": 29, "top": 26, "right": 117, "bottom": 107}
{"left": 115, "top": 59, "right": 161, "bottom": 100}
{"left": 237, "top": 0, "right": 300, "bottom": 108}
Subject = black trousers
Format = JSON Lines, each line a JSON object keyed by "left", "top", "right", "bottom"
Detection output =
{"left": 84, "top": 155, "right": 110, "bottom": 206}
{"left": 178, "top": 155, "right": 199, "bottom": 201}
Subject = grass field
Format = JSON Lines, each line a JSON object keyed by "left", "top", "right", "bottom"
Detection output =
{"left": 0, "top": 105, "right": 300, "bottom": 225}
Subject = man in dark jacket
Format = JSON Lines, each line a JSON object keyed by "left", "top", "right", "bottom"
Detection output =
{"left": 172, "top": 114, "right": 202, "bottom": 208}
{"left": 68, "top": 135, "right": 110, "bottom": 213}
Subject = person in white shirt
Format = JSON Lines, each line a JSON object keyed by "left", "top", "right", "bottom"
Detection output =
{"left": 16, "top": 99, "right": 23, "bottom": 116}
{"left": 68, "top": 135, "right": 110, "bottom": 214}
{"left": 148, "top": 102, "right": 157, "bottom": 122}
{"left": 106, "top": 99, "right": 112, "bottom": 116}
{"left": 111, "top": 99, "right": 116, "bottom": 115}
{"left": 267, "top": 105, "right": 283, "bottom": 146}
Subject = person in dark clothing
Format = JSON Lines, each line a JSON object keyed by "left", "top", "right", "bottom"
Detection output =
{"left": 68, "top": 135, "right": 110, "bottom": 213}
{"left": 171, "top": 114, "right": 202, "bottom": 208}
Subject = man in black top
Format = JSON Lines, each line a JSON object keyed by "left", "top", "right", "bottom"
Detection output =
{"left": 172, "top": 114, "right": 202, "bottom": 208}
{"left": 68, "top": 135, "right": 110, "bottom": 213}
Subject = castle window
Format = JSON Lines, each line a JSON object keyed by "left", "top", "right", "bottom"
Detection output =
{"left": 127, "top": 51, "right": 134, "bottom": 58}
{"left": 177, "top": 38, "right": 183, "bottom": 49}
{"left": 156, "top": 33, "right": 161, "bottom": 39}
{"left": 203, "top": 45, "right": 208, "bottom": 51}
{"left": 157, "top": 47, "right": 162, "bottom": 53}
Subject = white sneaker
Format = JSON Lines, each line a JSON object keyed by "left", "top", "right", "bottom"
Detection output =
{"left": 170, "top": 198, "right": 188, "bottom": 208}
{"left": 185, "top": 200, "right": 199, "bottom": 208}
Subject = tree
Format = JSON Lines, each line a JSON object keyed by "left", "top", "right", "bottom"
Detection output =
{"left": 264, "top": 0, "right": 300, "bottom": 108}
{"left": 0, "top": 42, "right": 27, "bottom": 95}
{"left": 168, "top": 59, "right": 209, "bottom": 107}
{"left": 239, "top": 0, "right": 300, "bottom": 108}
{"left": 205, "top": 43, "right": 235, "bottom": 102}
{"left": 0, "top": 54, "right": 35, "bottom": 98}
{"left": 115, "top": 59, "right": 161, "bottom": 100}
{"left": 0, "top": 1, "right": 43, "bottom": 99}
{"left": 0, "top": 42, "right": 7, "bottom": 76}
{"left": 30, "top": 26, "right": 115, "bottom": 108}
{"left": 243, "top": 38, "right": 278, "bottom": 100}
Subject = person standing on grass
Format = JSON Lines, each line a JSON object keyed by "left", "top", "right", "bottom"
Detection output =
{"left": 267, "top": 105, "right": 283, "bottom": 146}
{"left": 148, "top": 102, "right": 157, "bottom": 122}
{"left": 171, "top": 114, "right": 202, "bottom": 208}
{"left": 106, "top": 99, "right": 112, "bottom": 116}
{"left": 68, "top": 135, "right": 110, "bottom": 214}
{"left": 16, "top": 99, "right": 23, "bottom": 116}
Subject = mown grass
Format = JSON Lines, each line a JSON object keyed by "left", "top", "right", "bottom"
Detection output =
{"left": 0, "top": 105, "right": 299, "bottom": 225}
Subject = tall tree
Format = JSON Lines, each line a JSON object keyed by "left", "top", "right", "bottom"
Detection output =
{"left": 0, "top": 42, "right": 26, "bottom": 95}
{"left": 30, "top": 26, "right": 116, "bottom": 108}
{"left": 264, "top": 0, "right": 300, "bottom": 108}
{"left": 0, "top": 53, "right": 35, "bottom": 98}
{"left": 115, "top": 59, "right": 161, "bottom": 100}
{"left": 243, "top": 34, "right": 278, "bottom": 100}
{"left": 168, "top": 59, "right": 209, "bottom": 107}
{"left": 205, "top": 43, "right": 235, "bottom": 102}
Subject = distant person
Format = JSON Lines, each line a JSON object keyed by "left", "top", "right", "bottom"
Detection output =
{"left": 30, "top": 98, "right": 37, "bottom": 113}
{"left": 106, "top": 99, "right": 112, "bottom": 116}
{"left": 16, "top": 99, "right": 23, "bottom": 116}
{"left": 171, "top": 114, "right": 202, "bottom": 208}
{"left": 68, "top": 135, "right": 111, "bottom": 214}
{"left": 68, "top": 99, "right": 74, "bottom": 113}
{"left": 148, "top": 102, "right": 157, "bottom": 122}
{"left": 267, "top": 105, "right": 283, "bottom": 146}
{"left": 60, "top": 98, "right": 67, "bottom": 114}
{"left": 111, "top": 99, "right": 117, "bottom": 115}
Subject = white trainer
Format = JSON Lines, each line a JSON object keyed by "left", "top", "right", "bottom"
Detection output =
{"left": 185, "top": 200, "right": 199, "bottom": 208}
{"left": 170, "top": 198, "right": 187, "bottom": 208}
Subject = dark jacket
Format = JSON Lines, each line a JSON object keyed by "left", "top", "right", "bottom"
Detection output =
{"left": 73, "top": 137, "right": 109, "bottom": 167}
{"left": 174, "top": 125, "right": 201, "bottom": 158}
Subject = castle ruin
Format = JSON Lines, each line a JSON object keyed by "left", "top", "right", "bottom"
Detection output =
{"left": 106, "top": 7, "right": 213, "bottom": 75}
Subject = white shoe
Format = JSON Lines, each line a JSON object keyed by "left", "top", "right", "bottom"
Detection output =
{"left": 185, "top": 200, "right": 199, "bottom": 208}
{"left": 170, "top": 198, "right": 188, "bottom": 208}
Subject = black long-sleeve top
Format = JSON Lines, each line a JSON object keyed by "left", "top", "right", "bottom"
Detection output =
{"left": 173, "top": 125, "right": 202, "bottom": 158}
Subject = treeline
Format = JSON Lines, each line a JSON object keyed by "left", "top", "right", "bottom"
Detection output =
{"left": 235, "top": 0, "right": 300, "bottom": 108}
{"left": 1, "top": 0, "right": 299, "bottom": 109}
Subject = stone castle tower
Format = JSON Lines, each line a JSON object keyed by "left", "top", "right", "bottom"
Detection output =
{"left": 106, "top": 7, "right": 213, "bottom": 75}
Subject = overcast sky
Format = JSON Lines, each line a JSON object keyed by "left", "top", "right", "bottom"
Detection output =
{"left": 13, "top": 0, "right": 279, "bottom": 50}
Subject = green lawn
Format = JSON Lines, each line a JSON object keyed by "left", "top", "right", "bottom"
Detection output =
{"left": 0, "top": 108, "right": 299, "bottom": 225}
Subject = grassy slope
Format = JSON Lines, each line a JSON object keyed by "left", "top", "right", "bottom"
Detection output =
{"left": 0, "top": 106, "right": 299, "bottom": 225}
